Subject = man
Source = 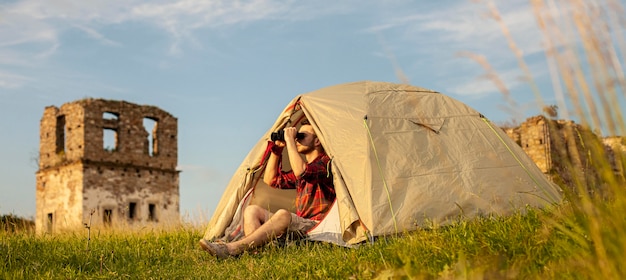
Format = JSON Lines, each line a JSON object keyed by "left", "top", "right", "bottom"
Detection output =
{"left": 199, "top": 121, "right": 335, "bottom": 258}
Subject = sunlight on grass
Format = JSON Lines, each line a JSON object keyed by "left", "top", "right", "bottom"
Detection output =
{"left": 467, "top": 0, "right": 626, "bottom": 279}
{"left": 2, "top": 0, "right": 625, "bottom": 279}
{"left": 0, "top": 210, "right": 583, "bottom": 279}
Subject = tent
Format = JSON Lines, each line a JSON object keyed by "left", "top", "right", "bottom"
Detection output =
{"left": 203, "top": 81, "right": 562, "bottom": 246}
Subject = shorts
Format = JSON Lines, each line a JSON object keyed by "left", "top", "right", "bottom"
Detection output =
{"left": 287, "top": 213, "right": 318, "bottom": 234}
{"left": 267, "top": 212, "right": 318, "bottom": 240}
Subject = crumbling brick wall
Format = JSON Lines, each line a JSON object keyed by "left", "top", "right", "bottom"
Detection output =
{"left": 504, "top": 116, "right": 553, "bottom": 174}
{"left": 36, "top": 99, "right": 179, "bottom": 233}
{"left": 505, "top": 115, "right": 624, "bottom": 192}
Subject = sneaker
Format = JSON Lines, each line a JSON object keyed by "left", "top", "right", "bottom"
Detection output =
{"left": 199, "top": 239, "right": 233, "bottom": 259}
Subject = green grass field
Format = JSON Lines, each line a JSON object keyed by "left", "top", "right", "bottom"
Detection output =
{"left": 3, "top": 1, "right": 625, "bottom": 279}
{"left": 1, "top": 200, "right": 623, "bottom": 279}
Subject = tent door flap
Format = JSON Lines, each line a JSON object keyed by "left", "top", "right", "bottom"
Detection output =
{"left": 408, "top": 118, "right": 446, "bottom": 134}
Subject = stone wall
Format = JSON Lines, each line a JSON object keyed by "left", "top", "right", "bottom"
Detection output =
{"left": 35, "top": 163, "right": 84, "bottom": 232}
{"left": 82, "top": 165, "right": 179, "bottom": 227}
{"left": 505, "top": 115, "right": 625, "bottom": 190}
{"left": 603, "top": 136, "right": 626, "bottom": 180}
{"left": 520, "top": 116, "right": 551, "bottom": 173}
{"left": 36, "top": 99, "right": 179, "bottom": 233}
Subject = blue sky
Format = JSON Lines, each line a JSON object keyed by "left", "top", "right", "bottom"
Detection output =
{"left": 0, "top": 0, "right": 623, "bottom": 221}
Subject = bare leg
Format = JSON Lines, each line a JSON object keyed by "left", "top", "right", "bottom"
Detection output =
{"left": 242, "top": 205, "right": 271, "bottom": 236}
{"left": 226, "top": 209, "right": 291, "bottom": 255}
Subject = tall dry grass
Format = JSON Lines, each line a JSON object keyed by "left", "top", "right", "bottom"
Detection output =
{"left": 473, "top": 0, "right": 626, "bottom": 278}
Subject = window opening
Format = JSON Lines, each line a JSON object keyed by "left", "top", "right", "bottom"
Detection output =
{"left": 103, "top": 112, "right": 118, "bottom": 121}
{"left": 143, "top": 117, "right": 158, "bottom": 156}
{"left": 128, "top": 202, "right": 137, "bottom": 221}
{"left": 46, "top": 213, "right": 53, "bottom": 233}
{"left": 56, "top": 115, "right": 66, "bottom": 154}
{"left": 103, "top": 112, "right": 119, "bottom": 152}
{"left": 103, "top": 209, "right": 113, "bottom": 225}
{"left": 148, "top": 204, "right": 157, "bottom": 222}
{"left": 103, "top": 129, "right": 118, "bottom": 152}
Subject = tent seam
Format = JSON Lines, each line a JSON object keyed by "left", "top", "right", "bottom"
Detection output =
{"left": 363, "top": 117, "right": 399, "bottom": 234}
{"left": 481, "top": 117, "right": 560, "bottom": 204}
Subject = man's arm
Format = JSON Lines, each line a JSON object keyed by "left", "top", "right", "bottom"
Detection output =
{"left": 263, "top": 142, "right": 283, "bottom": 186}
{"left": 284, "top": 127, "right": 307, "bottom": 178}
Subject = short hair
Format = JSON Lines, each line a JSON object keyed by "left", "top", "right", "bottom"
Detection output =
{"left": 300, "top": 119, "right": 310, "bottom": 126}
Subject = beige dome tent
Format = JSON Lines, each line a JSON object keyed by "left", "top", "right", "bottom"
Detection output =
{"left": 203, "top": 81, "right": 562, "bottom": 246}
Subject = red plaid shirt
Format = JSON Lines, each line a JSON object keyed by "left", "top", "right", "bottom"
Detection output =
{"left": 270, "top": 153, "right": 335, "bottom": 221}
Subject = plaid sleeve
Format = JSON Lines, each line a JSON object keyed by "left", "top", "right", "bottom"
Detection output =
{"left": 270, "top": 170, "right": 297, "bottom": 189}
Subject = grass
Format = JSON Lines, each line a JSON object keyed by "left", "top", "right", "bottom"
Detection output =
{"left": 0, "top": 206, "right": 609, "bottom": 279}
{"left": 2, "top": 0, "right": 625, "bottom": 279}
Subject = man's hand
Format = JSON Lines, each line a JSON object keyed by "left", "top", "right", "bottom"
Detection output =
{"left": 283, "top": 126, "right": 306, "bottom": 177}
{"left": 274, "top": 140, "right": 286, "bottom": 148}
{"left": 283, "top": 127, "right": 298, "bottom": 142}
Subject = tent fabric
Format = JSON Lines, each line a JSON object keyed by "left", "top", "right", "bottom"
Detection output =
{"left": 203, "top": 81, "right": 562, "bottom": 246}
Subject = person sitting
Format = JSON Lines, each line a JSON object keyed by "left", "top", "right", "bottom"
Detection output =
{"left": 199, "top": 121, "right": 335, "bottom": 258}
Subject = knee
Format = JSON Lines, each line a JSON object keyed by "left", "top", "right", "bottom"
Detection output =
{"left": 244, "top": 205, "right": 264, "bottom": 220}
{"left": 273, "top": 209, "right": 292, "bottom": 223}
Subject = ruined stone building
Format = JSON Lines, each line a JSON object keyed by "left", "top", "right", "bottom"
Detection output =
{"left": 504, "top": 116, "right": 554, "bottom": 174}
{"left": 504, "top": 115, "right": 625, "bottom": 190}
{"left": 36, "top": 99, "right": 179, "bottom": 233}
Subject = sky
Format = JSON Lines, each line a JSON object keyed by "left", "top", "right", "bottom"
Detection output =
{"left": 1, "top": 0, "right": 624, "bottom": 222}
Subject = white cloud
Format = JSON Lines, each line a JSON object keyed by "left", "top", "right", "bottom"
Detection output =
{"left": 7, "top": 0, "right": 138, "bottom": 22}
{"left": 0, "top": 71, "right": 30, "bottom": 90}
{"left": 74, "top": 25, "right": 122, "bottom": 47}
{"left": 1, "top": 0, "right": 364, "bottom": 51}
{"left": 448, "top": 65, "right": 523, "bottom": 96}
{"left": 0, "top": 0, "right": 600, "bottom": 100}
{"left": 129, "top": 0, "right": 298, "bottom": 54}
{"left": 362, "top": 0, "right": 551, "bottom": 96}
{"left": 0, "top": 1, "right": 155, "bottom": 86}
{"left": 0, "top": 11, "right": 57, "bottom": 48}
{"left": 0, "top": 49, "right": 33, "bottom": 67}
{"left": 0, "top": 0, "right": 372, "bottom": 90}
{"left": 413, "top": 0, "right": 542, "bottom": 56}
{"left": 0, "top": 0, "right": 356, "bottom": 59}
